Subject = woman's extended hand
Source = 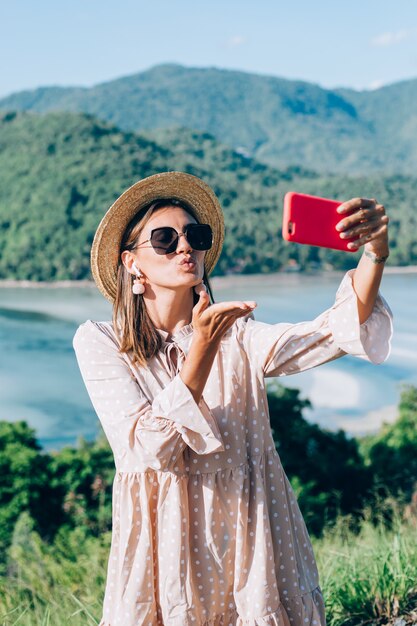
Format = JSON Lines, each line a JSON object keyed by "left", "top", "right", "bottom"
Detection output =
{"left": 335, "top": 197, "right": 390, "bottom": 256}
{"left": 192, "top": 289, "right": 257, "bottom": 344}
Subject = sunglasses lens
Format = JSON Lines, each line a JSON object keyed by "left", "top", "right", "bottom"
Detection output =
{"left": 186, "top": 224, "right": 213, "bottom": 250}
{"left": 150, "top": 227, "right": 178, "bottom": 254}
{"left": 149, "top": 224, "right": 213, "bottom": 254}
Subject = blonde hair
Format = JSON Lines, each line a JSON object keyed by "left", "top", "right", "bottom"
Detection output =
{"left": 113, "top": 198, "right": 216, "bottom": 368}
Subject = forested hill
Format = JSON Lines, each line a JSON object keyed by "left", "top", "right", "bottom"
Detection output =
{"left": 0, "top": 110, "right": 414, "bottom": 282}
{"left": 0, "top": 64, "right": 416, "bottom": 176}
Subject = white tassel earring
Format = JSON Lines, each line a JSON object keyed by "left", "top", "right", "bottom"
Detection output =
{"left": 132, "top": 261, "right": 145, "bottom": 295}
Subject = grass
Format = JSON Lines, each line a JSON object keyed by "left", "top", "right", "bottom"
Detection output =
{"left": 314, "top": 496, "right": 417, "bottom": 625}
{"left": 0, "top": 524, "right": 110, "bottom": 625}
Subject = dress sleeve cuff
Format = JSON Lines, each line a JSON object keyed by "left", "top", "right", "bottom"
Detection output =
{"left": 328, "top": 268, "right": 394, "bottom": 364}
{"left": 151, "top": 373, "right": 225, "bottom": 454}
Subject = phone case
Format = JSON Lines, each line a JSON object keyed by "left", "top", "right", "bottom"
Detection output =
{"left": 282, "top": 191, "right": 359, "bottom": 252}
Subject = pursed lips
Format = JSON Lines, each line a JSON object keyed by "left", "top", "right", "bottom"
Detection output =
{"left": 179, "top": 257, "right": 196, "bottom": 265}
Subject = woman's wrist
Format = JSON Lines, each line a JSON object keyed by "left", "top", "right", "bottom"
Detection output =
{"left": 363, "top": 248, "right": 390, "bottom": 264}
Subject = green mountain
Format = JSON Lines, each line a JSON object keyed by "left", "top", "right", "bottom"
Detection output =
{"left": 1, "top": 63, "right": 416, "bottom": 176}
{"left": 0, "top": 110, "right": 414, "bottom": 282}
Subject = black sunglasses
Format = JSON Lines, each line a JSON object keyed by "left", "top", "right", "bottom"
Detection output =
{"left": 134, "top": 223, "right": 213, "bottom": 255}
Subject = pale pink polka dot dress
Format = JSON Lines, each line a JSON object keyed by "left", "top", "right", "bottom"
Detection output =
{"left": 72, "top": 268, "right": 393, "bottom": 626}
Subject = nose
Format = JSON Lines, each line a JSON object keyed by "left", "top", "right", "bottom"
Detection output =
{"left": 176, "top": 231, "right": 193, "bottom": 253}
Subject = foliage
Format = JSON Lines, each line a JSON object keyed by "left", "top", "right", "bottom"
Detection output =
{"left": 357, "top": 384, "right": 417, "bottom": 503}
{"left": 0, "top": 421, "right": 114, "bottom": 575}
{"left": 1, "top": 63, "right": 417, "bottom": 176}
{"left": 49, "top": 433, "right": 115, "bottom": 536}
{"left": 0, "top": 110, "right": 415, "bottom": 283}
{"left": 0, "top": 421, "right": 64, "bottom": 574}
{"left": 267, "top": 382, "right": 374, "bottom": 536}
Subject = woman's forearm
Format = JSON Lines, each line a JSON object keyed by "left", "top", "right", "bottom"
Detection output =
{"left": 334, "top": 196, "right": 390, "bottom": 325}
{"left": 179, "top": 335, "right": 221, "bottom": 404}
{"left": 351, "top": 249, "right": 388, "bottom": 324}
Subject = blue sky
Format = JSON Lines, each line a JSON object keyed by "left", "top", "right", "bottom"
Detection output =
{"left": 1, "top": 0, "right": 416, "bottom": 98}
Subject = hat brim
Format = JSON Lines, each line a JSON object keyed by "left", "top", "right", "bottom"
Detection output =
{"left": 90, "top": 171, "right": 225, "bottom": 304}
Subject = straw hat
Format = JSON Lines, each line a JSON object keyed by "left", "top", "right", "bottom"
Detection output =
{"left": 90, "top": 171, "right": 225, "bottom": 304}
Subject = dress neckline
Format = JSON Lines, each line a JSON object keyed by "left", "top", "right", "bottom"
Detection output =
{"left": 98, "top": 319, "right": 194, "bottom": 345}
{"left": 104, "top": 314, "right": 250, "bottom": 346}
{"left": 156, "top": 322, "right": 194, "bottom": 343}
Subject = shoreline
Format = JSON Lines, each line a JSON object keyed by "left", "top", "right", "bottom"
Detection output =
{"left": 0, "top": 265, "right": 415, "bottom": 289}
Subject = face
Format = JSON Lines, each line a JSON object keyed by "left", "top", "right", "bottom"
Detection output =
{"left": 122, "top": 206, "right": 207, "bottom": 291}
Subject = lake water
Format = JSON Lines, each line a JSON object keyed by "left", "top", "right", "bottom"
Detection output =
{"left": 0, "top": 270, "right": 415, "bottom": 452}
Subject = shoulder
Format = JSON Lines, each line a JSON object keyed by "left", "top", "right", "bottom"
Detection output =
{"left": 72, "top": 319, "right": 93, "bottom": 345}
{"left": 72, "top": 319, "right": 116, "bottom": 352}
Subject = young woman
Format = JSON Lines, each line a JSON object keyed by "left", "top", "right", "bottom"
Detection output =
{"left": 73, "top": 171, "right": 393, "bottom": 626}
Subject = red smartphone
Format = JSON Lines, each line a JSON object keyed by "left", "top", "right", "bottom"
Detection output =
{"left": 282, "top": 191, "right": 359, "bottom": 252}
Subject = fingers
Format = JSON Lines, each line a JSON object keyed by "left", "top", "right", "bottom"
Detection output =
{"left": 338, "top": 214, "right": 379, "bottom": 238}
{"left": 336, "top": 206, "right": 378, "bottom": 231}
{"left": 192, "top": 293, "right": 257, "bottom": 330}
{"left": 227, "top": 304, "right": 257, "bottom": 320}
{"left": 196, "top": 289, "right": 209, "bottom": 302}
{"left": 205, "top": 302, "right": 257, "bottom": 333}
{"left": 207, "top": 300, "right": 257, "bottom": 315}
{"left": 218, "top": 302, "right": 258, "bottom": 328}
{"left": 214, "top": 306, "right": 256, "bottom": 336}
{"left": 193, "top": 297, "right": 257, "bottom": 338}
{"left": 194, "top": 282, "right": 208, "bottom": 296}
{"left": 337, "top": 197, "right": 378, "bottom": 214}
{"left": 193, "top": 289, "right": 210, "bottom": 315}
{"left": 336, "top": 199, "right": 389, "bottom": 234}
{"left": 338, "top": 212, "right": 389, "bottom": 239}
{"left": 345, "top": 222, "right": 389, "bottom": 250}
{"left": 334, "top": 196, "right": 389, "bottom": 253}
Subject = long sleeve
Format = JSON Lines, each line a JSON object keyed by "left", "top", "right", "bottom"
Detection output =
{"left": 237, "top": 268, "right": 394, "bottom": 379}
{"left": 72, "top": 320, "right": 225, "bottom": 471}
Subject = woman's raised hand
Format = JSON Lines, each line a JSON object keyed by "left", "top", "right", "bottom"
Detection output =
{"left": 192, "top": 288, "right": 257, "bottom": 345}
{"left": 335, "top": 197, "right": 390, "bottom": 256}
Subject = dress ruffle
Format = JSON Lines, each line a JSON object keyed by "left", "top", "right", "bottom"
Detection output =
{"left": 327, "top": 267, "right": 393, "bottom": 364}
{"left": 97, "top": 584, "right": 325, "bottom": 625}
{"left": 197, "top": 585, "right": 325, "bottom": 625}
